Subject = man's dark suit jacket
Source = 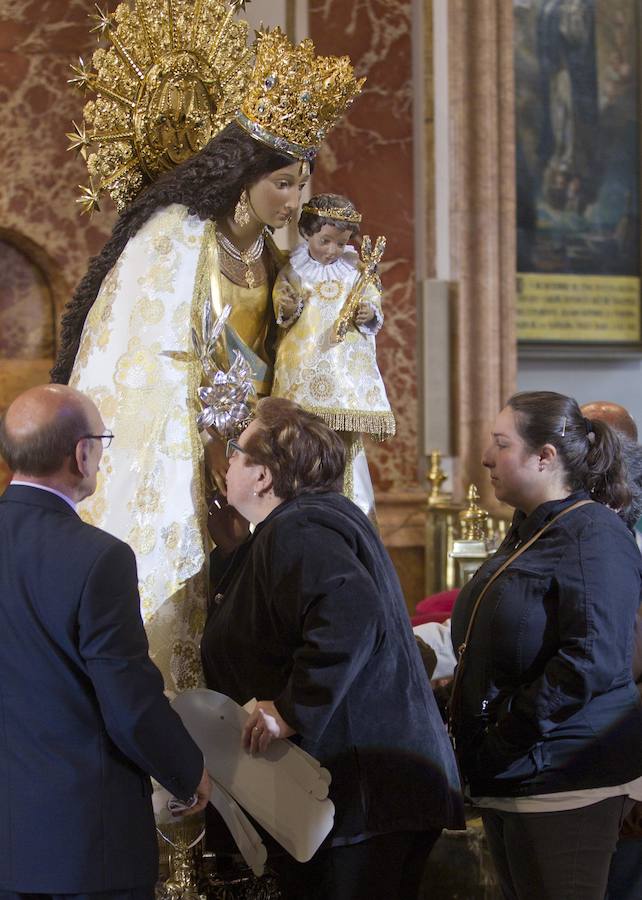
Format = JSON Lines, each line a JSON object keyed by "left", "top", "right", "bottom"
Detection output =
{"left": 0, "top": 484, "right": 204, "bottom": 893}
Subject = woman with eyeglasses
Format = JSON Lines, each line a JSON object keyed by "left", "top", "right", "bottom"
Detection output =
{"left": 201, "top": 396, "right": 464, "bottom": 900}
{"left": 449, "top": 391, "right": 642, "bottom": 900}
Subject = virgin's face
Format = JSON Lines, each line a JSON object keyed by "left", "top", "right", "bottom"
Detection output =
{"left": 247, "top": 162, "right": 308, "bottom": 228}
{"left": 481, "top": 406, "right": 541, "bottom": 511}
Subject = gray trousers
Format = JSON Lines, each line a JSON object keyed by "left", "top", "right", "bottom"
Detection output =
{"left": 481, "top": 796, "right": 632, "bottom": 900}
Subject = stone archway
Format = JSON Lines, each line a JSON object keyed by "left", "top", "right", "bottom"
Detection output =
{"left": 0, "top": 229, "right": 67, "bottom": 489}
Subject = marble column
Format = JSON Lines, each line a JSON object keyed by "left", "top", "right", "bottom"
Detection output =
{"left": 447, "top": 0, "right": 517, "bottom": 514}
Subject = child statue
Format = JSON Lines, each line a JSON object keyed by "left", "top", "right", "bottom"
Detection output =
{"left": 271, "top": 194, "right": 395, "bottom": 520}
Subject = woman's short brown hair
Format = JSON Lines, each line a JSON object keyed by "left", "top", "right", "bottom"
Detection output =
{"left": 244, "top": 397, "right": 345, "bottom": 501}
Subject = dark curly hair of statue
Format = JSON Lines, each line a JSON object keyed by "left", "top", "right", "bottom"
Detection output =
{"left": 508, "top": 391, "right": 632, "bottom": 513}
{"left": 298, "top": 193, "right": 360, "bottom": 241}
{"left": 51, "top": 122, "right": 299, "bottom": 384}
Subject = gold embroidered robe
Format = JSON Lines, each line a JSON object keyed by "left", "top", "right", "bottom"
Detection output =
{"left": 69, "top": 203, "right": 280, "bottom": 693}
{"left": 271, "top": 244, "right": 395, "bottom": 437}
{"left": 271, "top": 244, "right": 395, "bottom": 520}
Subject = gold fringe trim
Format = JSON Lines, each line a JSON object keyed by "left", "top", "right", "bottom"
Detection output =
{"left": 303, "top": 406, "right": 396, "bottom": 439}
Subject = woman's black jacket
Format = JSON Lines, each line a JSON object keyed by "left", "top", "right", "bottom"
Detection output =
{"left": 202, "top": 491, "right": 464, "bottom": 841}
{"left": 451, "top": 491, "right": 642, "bottom": 797}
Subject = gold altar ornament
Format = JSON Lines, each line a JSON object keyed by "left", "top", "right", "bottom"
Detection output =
{"left": 157, "top": 821, "right": 206, "bottom": 900}
{"left": 458, "top": 484, "right": 488, "bottom": 542}
{"left": 236, "top": 27, "right": 365, "bottom": 162}
{"left": 67, "top": 0, "right": 254, "bottom": 212}
{"left": 334, "top": 235, "right": 386, "bottom": 343}
{"left": 450, "top": 485, "right": 492, "bottom": 584}
{"left": 426, "top": 450, "right": 450, "bottom": 506}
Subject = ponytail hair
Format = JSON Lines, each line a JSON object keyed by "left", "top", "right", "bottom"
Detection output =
{"left": 507, "top": 391, "right": 632, "bottom": 512}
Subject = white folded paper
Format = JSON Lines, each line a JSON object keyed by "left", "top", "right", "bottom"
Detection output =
{"left": 172, "top": 689, "right": 335, "bottom": 864}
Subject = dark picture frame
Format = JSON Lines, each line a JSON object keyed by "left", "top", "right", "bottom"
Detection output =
{"left": 514, "top": 0, "right": 642, "bottom": 352}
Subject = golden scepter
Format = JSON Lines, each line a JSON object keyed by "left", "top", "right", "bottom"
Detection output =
{"left": 333, "top": 234, "right": 386, "bottom": 343}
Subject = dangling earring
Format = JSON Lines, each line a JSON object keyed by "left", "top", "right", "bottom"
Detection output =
{"left": 538, "top": 462, "right": 544, "bottom": 472}
{"left": 234, "top": 190, "right": 251, "bottom": 227}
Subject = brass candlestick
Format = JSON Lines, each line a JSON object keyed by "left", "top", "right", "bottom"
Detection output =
{"left": 424, "top": 451, "right": 463, "bottom": 594}
{"left": 425, "top": 450, "right": 451, "bottom": 507}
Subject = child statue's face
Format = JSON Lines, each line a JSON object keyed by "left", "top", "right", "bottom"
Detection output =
{"left": 307, "top": 223, "right": 350, "bottom": 266}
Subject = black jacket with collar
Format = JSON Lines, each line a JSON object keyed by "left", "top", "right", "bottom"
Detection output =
{"left": 451, "top": 490, "right": 642, "bottom": 797}
{"left": 202, "top": 491, "right": 464, "bottom": 841}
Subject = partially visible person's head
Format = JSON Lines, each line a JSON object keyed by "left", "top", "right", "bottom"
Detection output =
{"left": 580, "top": 401, "right": 638, "bottom": 442}
{"left": 227, "top": 398, "right": 345, "bottom": 511}
{"left": 614, "top": 435, "right": 642, "bottom": 530}
{"left": 0, "top": 385, "right": 105, "bottom": 500}
{"left": 502, "top": 391, "right": 630, "bottom": 512}
{"left": 299, "top": 194, "right": 360, "bottom": 265}
{"left": 581, "top": 401, "right": 642, "bottom": 530}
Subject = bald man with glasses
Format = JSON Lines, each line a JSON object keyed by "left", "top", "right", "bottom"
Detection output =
{"left": 0, "top": 384, "right": 210, "bottom": 900}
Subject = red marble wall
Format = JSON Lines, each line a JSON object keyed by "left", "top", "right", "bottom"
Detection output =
{"left": 0, "top": 0, "right": 115, "bottom": 489}
{"left": 308, "top": 0, "right": 418, "bottom": 490}
{"left": 0, "top": 0, "right": 115, "bottom": 363}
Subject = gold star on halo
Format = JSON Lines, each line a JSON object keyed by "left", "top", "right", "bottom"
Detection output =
{"left": 66, "top": 121, "right": 90, "bottom": 159}
{"left": 66, "top": 0, "right": 255, "bottom": 211}
{"left": 76, "top": 181, "right": 101, "bottom": 216}
{"left": 90, "top": 4, "right": 112, "bottom": 35}
{"left": 68, "top": 57, "right": 93, "bottom": 92}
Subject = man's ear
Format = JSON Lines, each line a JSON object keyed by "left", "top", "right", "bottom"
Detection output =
{"left": 74, "top": 438, "right": 89, "bottom": 478}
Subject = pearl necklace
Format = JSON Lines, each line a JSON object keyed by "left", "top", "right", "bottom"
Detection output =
{"left": 216, "top": 228, "right": 266, "bottom": 289}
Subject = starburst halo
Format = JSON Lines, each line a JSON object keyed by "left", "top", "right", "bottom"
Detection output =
{"left": 68, "top": 0, "right": 254, "bottom": 213}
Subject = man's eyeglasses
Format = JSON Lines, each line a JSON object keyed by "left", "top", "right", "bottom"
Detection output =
{"left": 79, "top": 431, "right": 114, "bottom": 449}
{"left": 225, "top": 438, "right": 248, "bottom": 459}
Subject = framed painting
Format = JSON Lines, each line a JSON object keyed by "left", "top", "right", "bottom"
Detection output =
{"left": 514, "top": 0, "right": 642, "bottom": 351}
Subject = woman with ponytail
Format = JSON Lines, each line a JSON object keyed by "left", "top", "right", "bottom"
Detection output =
{"left": 450, "top": 391, "right": 642, "bottom": 900}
